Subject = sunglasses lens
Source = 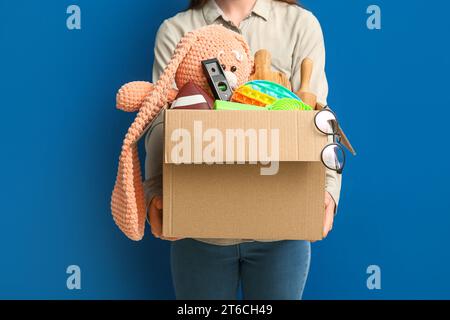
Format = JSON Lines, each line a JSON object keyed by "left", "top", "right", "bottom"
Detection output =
{"left": 315, "top": 110, "right": 337, "bottom": 134}
{"left": 322, "top": 144, "right": 345, "bottom": 172}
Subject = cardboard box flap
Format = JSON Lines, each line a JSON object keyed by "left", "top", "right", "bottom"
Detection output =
{"left": 164, "top": 110, "right": 327, "bottom": 164}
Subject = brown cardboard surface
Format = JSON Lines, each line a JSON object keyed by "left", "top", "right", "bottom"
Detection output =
{"left": 163, "top": 162, "right": 325, "bottom": 240}
{"left": 163, "top": 110, "right": 328, "bottom": 241}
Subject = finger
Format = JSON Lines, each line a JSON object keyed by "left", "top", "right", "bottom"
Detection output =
{"left": 149, "top": 203, "right": 163, "bottom": 237}
{"left": 324, "top": 191, "right": 331, "bottom": 207}
{"left": 325, "top": 204, "right": 334, "bottom": 218}
{"left": 323, "top": 221, "right": 329, "bottom": 237}
{"left": 324, "top": 193, "right": 335, "bottom": 217}
{"left": 151, "top": 231, "right": 160, "bottom": 239}
{"left": 323, "top": 211, "right": 334, "bottom": 238}
{"left": 155, "top": 197, "right": 163, "bottom": 210}
{"left": 326, "top": 219, "right": 333, "bottom": 234}
{"left": 323, "top": 226, "right": 331, "bottom": 238}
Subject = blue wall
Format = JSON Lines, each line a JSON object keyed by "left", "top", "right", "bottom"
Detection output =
{"left": 1, "top": 0, "right": 449, "bottom": 299}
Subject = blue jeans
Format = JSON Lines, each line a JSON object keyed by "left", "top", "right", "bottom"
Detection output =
{"left": 170, "top": 238, "right": 311, "bottom": 300}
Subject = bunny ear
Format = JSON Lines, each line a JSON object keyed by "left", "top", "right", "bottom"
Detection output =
{"left": 145, "top": 29, "right": 200, "bottom": 108}
{"left": 123, "top": 29, "right": 200, "bottom": 147}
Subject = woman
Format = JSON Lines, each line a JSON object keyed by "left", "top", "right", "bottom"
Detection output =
{"left": 144, "top": 0, "right": 342, "bottom": 300}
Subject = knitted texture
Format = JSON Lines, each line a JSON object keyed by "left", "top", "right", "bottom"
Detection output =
{"left": 175, "top": 26, "right": 253, "bottom": 94}
{"left": 111, "top": 25, "right": 254, "bottom": 240}
{"left": 117, "top": 81, "right": 178, "bottom": 112}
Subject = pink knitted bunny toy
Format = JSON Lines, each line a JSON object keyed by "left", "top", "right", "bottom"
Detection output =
{"left": 112, "top": 25, "right": 254, "bottom": 240}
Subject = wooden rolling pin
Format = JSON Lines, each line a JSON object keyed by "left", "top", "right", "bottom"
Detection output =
{"left": 249, "top": 49, "right": 291, "bottom": 90}
{"left": 295, "top": 58, "right": 318, "bottom": 109}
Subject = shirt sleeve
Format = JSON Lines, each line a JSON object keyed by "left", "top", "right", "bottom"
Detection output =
{"left": 152, "top": 19, "right": 180, "bottom": 83}
{"left": 290, "top": 11, "right": 328, "bottom": 104}
{"left": 291, "top": 11, "right": 342, "bottom": 210}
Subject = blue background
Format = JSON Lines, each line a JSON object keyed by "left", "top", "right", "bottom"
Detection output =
{"left": 1, "top": 0, "right": 449, "bottom": 299}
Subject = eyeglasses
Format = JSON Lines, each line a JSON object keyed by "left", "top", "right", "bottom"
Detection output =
{"left": 314, "top": 107, "right": 346, "bottom": 174}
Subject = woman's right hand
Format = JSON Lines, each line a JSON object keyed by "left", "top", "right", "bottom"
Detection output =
{"left": 148, "top": 195, "right": 181, "bottom": 241}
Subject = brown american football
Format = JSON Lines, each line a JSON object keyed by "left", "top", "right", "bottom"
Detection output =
{"left": 170, "top": 82, "right": 214, "bottom": 110}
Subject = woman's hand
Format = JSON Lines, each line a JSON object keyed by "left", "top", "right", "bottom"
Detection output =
{"left": 148, "top": 195, "right": 181, "bottom": 241}
{"left": 323, "top": 191, "right": 336, "bottom": 238}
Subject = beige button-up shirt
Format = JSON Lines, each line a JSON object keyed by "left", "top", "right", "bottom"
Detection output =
{"left": 145, "top": 0, "right": 342, "bottom": 246}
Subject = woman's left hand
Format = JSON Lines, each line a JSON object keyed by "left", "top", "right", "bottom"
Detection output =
{"left": 323, "top": 191, "right": 336, "bottom": 238}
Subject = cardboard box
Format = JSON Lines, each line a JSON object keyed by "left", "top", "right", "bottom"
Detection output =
{"left": 163, "top": 110, "right": 328, "bottom": 241}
